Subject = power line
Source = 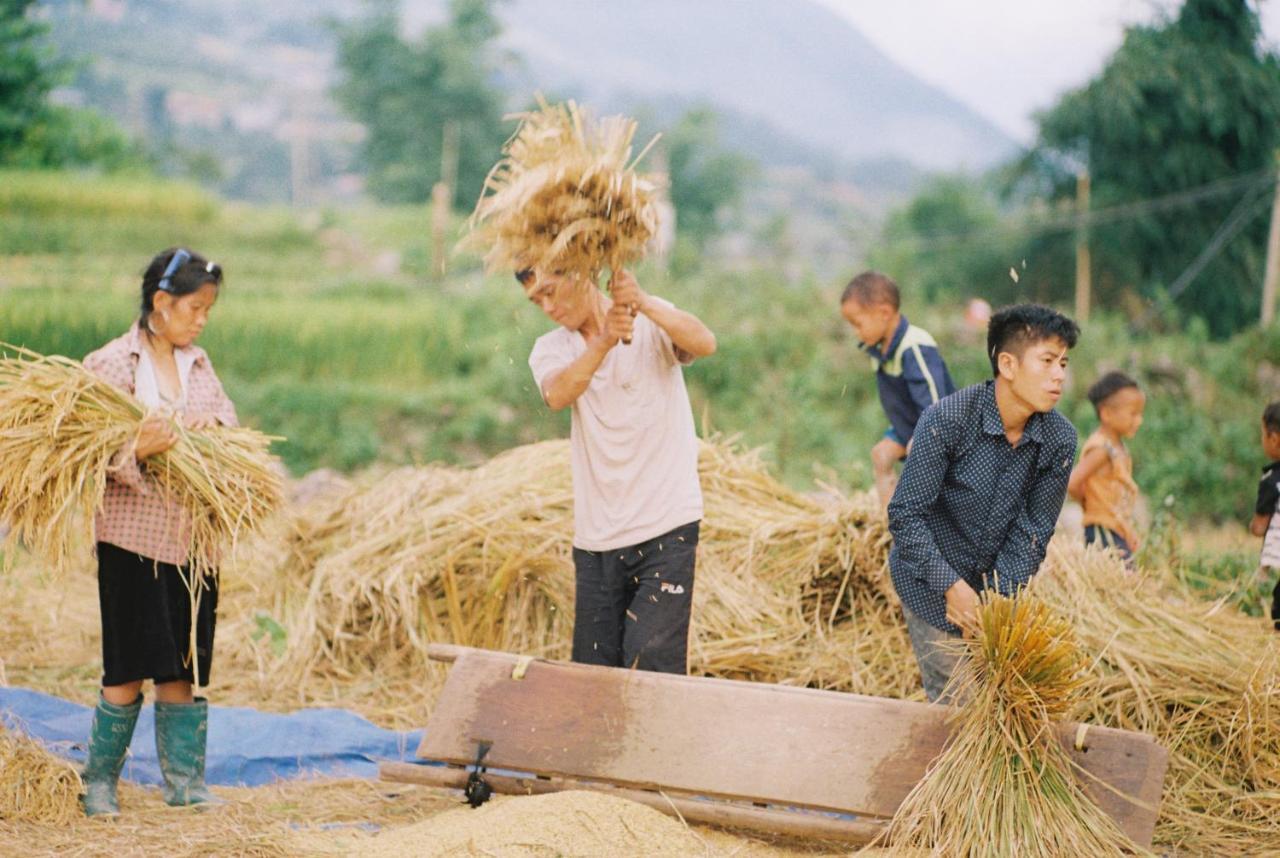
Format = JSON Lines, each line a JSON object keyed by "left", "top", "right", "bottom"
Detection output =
{"left": 876, "top": 167, "right": 1277, "bottom": 254}
{"left": 1135, "top": 184, "right": 1275, "bottom": 327}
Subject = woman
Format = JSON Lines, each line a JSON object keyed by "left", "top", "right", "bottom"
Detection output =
{"left": 79, "top": 247, "right": 236, "bottom": 817}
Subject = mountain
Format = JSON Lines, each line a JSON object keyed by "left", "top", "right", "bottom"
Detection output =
{"left": 42, "top": 0, "right": 1016, "bottom": 203}
{"left": 494, "top": 0, "right": 1016, "bottom": 172}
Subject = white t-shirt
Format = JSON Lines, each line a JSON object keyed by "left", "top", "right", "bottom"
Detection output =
{"left": 529, "top": 298, "right": 704, "bottom": 551}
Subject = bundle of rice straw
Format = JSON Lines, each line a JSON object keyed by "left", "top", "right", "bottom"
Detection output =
{"left": 0, "top": 723, "right": 83, "bottom": 826}
{"left": 0, "top": 346, "right": 284, "bottom": 580}
{"left": 877, "top": 590, "right": 1142, "bottom": 857}
{"left": 463, "top": 97, "right": 662, "bottom": 285}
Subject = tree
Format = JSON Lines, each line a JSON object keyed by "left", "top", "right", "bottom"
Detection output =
{"left": 664, "top": 106, "right": 753, "bottom": 251}
{"left": 1015, "top": 0, "right": 1280, "bottom": 335}
{"left": 333, "top": 0, "right": 509, "bottom": 206}
{"left": 867, "top": 175, "right": 1032, "bottom": 306}
{"left": 0, "top": 0, "right": 142, "bottom": 170}
{"left": 0, "top": 0, "right": 57, "bottom": 158}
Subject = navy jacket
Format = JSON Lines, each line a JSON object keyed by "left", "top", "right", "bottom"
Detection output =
{"left": 860, "top": 315, "right": 955, "bottom": 444}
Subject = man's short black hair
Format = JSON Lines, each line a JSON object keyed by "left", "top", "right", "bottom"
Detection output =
{"left": 1086, "top": 371, "right": 1140, "bottom": 415}
{"left": 986, "top": 303, "right": 1080, "bottom": 375}
{"left": 1264, "top": 401, "right": 1280, "bottom": 435}
{"left": 840, "top": 271, "right": 900, "bottom": 310}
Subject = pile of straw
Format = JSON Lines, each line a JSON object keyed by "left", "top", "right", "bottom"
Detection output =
{"left": 880, "top": 591, "right": 1141, "bottom": 856}
{"left": 0, "top": 723, "right": 83, "bottom": 826}
{"left": 0, "top": 346, "right": 284, "bottom": 579}
{"left": 1036, "top": 545, "right": 1280, "bottom": 856}
{"left": 463, "top": 97, "right": 662, "bottom": 284}
{"left": 269, "top": 437, "right": 903, "bottom": 703}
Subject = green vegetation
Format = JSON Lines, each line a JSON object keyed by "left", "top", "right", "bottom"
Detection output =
{"left": 3, "top": 169, "right": 1278, "bottom": 529}
{"left": 332, "top": 0, "right": 752, "bottom": 253}
{"left": 0, "top": 0, "right": 142, "bottom": 170}
{"left": 1018, "top": 0, "right": 1280, "bottom": 336}
{"left": 663, "top": 107, "right": 755, "bottom": 255}
{"left": 875, "top": 0, "right": 1280, "bottom": 338}
{"left": 333, "top": 0, "right": 509, "bottom": 207}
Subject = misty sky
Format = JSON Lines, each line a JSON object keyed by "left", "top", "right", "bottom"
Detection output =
{"left": 815, "top": 0, "right": 1280, "bottom": 143}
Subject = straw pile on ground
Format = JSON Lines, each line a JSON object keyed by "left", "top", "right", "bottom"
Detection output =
{"left": 1036, "top": 544, "right": 1280, "bottom": 856}
{"left": 0, "top": 723, "right": 83, "bottom": 826}
{"left": 269, "top": 436, "right": 906, "bottom": 707}
{"left": 0, "top": 772, "right": 848, "bottom": 858}
{"left": 0, "top": 346, "right": 284, "bottom": 580}
{"left": 463, "top": 97, "right": 662, "bottom": 283}
{"left": 879, "top": 591, "right": 1141, "bottom": 857}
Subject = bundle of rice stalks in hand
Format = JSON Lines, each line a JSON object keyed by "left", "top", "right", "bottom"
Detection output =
{"left": 0, "top": 346, "right": 284, "bottom": 580}
{"left": 879, "top": 591, "right": 1142, "bottom": 857}
{"left": 463, "top": 97, "right": 662, "bottom": 286}
{"left": 0, "top": 723, "right": 83, "bottom": 826}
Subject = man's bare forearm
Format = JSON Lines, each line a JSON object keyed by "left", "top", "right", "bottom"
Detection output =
{"left": 542, "top": 340, "right": 612, "bottom": 410}
{"left": 640, "top": 298, "right": 716, "bottom": 357}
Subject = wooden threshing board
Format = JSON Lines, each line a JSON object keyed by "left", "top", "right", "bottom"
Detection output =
{"left": 407, "top": 646, "right": 1167, "bottom": 847}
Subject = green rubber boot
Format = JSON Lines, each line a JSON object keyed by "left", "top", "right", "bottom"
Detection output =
{"left": 154, "top": 697, "right": 218, "bottom": 807}
{"left": 81, "top": 692, "right": 142, "bottom": 817}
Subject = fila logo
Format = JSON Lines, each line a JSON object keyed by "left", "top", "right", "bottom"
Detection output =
{"left": 660, "top": 582, "right": 685, "bottom": 595}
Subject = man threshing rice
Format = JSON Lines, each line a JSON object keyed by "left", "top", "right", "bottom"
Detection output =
{"left": 522, "top": 267, "right": 715, "bottom": 673}
{"left": 77, "top": 248, "right": 235, "bottom": 816}
{"left": 465, "top": 99, "right": 716, "bottom": 673}
{"left": 887, "top": 304, "right": 1080, "bottom": 702}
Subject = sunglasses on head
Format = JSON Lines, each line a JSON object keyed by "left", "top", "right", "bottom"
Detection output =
{"left": 158, "top": 249, "right": 221, "bottom": 292}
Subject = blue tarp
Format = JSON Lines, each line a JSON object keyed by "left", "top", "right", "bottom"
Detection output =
{"left": 0, "top": 687, "right": 425, "bottom": 787}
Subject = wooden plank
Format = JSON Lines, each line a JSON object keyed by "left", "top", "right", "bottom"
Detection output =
{"left": 379, "top": 761, "right": 887, "bottom": 844}
{"left": 416, "top": 647, "right": 1167, "bottom": 847}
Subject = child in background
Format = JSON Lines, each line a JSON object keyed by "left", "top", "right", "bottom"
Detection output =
{"left": 839, "top": 271, "right": 955, "bottom": 513}
{"left": 1068, "top": 371, "right": 1145, "bottom": 564}
{"left": 1249, "top": 401, "right": 1280, "bottom": 631}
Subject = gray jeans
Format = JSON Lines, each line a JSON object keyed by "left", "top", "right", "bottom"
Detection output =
{"left": 903, "top": 606, "right": 963, "bottom": 704}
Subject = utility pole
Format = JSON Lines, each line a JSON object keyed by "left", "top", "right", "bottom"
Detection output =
{"left": 1074, "top": 171, "right": 1091, "bottom": 323}
{"left": 1261, "top": 153, "right": 1280, "bottom": 326}
{"left": 283, "top": 101, "right": 312, "bottom": 207}
{"left": 430, "top": 120, "right": 462, "bottom": 279}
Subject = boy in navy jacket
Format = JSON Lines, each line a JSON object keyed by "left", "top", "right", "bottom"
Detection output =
{"left": 841, "top": 271, "right": 956, "bottom": 512}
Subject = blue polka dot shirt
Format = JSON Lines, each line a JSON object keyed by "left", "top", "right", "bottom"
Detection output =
{"left": 887, "top": 381, "right": 1078, "bottom": 633}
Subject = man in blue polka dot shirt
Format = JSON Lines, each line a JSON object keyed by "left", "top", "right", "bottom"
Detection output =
{"left": 887, "top": 304, "right": 1079, "bottom": 702}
